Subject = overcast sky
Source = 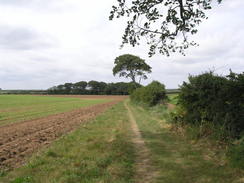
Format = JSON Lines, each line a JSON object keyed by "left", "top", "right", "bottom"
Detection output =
{"left": 0, "top": 0, "right": 243, "bottom": 89}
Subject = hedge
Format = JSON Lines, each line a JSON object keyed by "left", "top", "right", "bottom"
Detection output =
{"left": 130, "top": 81, "right": 166, "bottom": 106}
{"left": 177, "top": 71, "right": 244, "bottom": 137}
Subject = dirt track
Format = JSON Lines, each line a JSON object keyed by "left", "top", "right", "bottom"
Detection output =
{"left": 0, "top": 97, "right": 123, "bottom": 170}
{"left": 125, "top": 102, "right": 157, "bottom": 183}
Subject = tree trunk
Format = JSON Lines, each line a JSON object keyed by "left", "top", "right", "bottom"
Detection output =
{"left": 130, "top": 71, "right": 136, "bottom": 83}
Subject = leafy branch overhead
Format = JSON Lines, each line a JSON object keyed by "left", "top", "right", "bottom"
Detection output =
{"left": 110, "top": 0, "right": 222, "bottom": 57}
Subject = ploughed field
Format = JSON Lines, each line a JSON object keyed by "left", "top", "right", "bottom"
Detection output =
{"left": 0, "top": 95, "right": 126, "bottom": 170}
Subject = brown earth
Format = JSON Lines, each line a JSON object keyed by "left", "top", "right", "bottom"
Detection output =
{"left": 167, "top": 103, "right": 176, "bottom": 110}
{"left": 0, "top": 96, "right": 124, "bottom": 170}
{"left": 38, "top": 95, "right": 128, "bottom": 100}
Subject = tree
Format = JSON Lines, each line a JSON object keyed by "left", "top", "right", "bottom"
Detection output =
{"left": 88, "top": 81, "right": 107, "bottom": 94}
{"left": 63, "top": 83, "right": 73, "bottom": 94}
{"left": 113, "top": 54, "right": 152, "bottom": 83}
{"left": 110, "top": 0, "right": 222, "bottom": 57}
{"left": 73, "top": 81, "right": 87, "bottom": 94}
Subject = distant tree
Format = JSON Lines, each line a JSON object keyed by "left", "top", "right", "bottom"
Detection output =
{"left": 113, "top": 54, "right": 152, "bottom": 83}
{"left": 63, "top": 83, "right": 73, "bottom": 94}
{"left": 47, "top": 86, "right": 57, "bottom": 94}
{"left": 114, "top": 82, "right": 130, "bottom": 95}
{"left": 98, "top": 82, "right": 107, "bottom": 94}
{"left": 105, "top": 83, "right": 116, "bottom": 95}
{"left": 47, "top": 80, "right": 142, "bottom": 95}
{"left": 56, "top": 84, "right": 66, "bottom": 94}
{"left": 88, "top": 81, "right": 107, "bottom": 94}
{"left": 110, "top": 0, "right": 223, "bottom": 57}
{"left": 73, "top": 81, "right": 87, "bottom": 94}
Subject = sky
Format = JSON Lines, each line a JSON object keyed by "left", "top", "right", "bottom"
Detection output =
{"left": 0, "top": 0, "right": 243, "bottom": 90}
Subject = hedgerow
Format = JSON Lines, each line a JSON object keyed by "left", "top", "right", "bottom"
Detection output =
{"left": 130, "top": 81, "right": 166, "bottom": 106}
{"left": 174, "top": 71, "right": 244, "bottom": 138}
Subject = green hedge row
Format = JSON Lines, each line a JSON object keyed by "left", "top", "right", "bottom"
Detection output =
{"left": 130, "top": 81, "right": 167, "bottom": 106}
{"left": 177, "top": 71, "right": 244, "bottom": 137}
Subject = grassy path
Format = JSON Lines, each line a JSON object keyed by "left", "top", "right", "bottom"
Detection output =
{"left": 128, "top": 102, "right": 243, "bottom": 183}
{"left": 124, "top": 102, "right": 157, "bottom": 183}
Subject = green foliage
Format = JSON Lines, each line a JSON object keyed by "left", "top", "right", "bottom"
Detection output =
{"left": 167, "top": 93, "right": 179, "bottom": 105}
{"left": 10, "top": 176, "right": 33, "bottom": 183}
{"left": 110, "top": 0, "right": 222, "bottom": 57}
{"left": 105, "top": 82, "right": 141, "bottom": 95}
{"left": 48, "top": 81, "right": 137, "bottom": 95}
{"left": 228, "top": 138, "right": 244, "bottom": 169}
{"left": 175, "top": 71, "right": 244, "bottom": 138}
{"left": 113, "top": 54, "right": 152, "bottom": 83}
{"left": 72, "top": 81, "right": 87, "bottom": 94}
{"left": 88, "top": 81, "right": 107, "bottom": 95}
{"left": 0, "top": 171, "right": 6, "bottom": 177}
{"left": 130, "top": 81, "right": 166, "bottom": 106}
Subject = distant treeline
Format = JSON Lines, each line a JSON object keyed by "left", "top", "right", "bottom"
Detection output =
{"left": 0, "top": 90, "right": 47, "bottom": 95}
{"left": 47, "top": 81, "right": 141, "bottom": 95}
{"left": 0, "top": 82, "right": 180, "bottom": 95}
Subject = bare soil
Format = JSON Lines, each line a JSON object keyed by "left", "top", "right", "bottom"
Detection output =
{"left": 39, "top": 95, "right": 128, "bottom": 100}
{"left": 0, "top": 98, "right": 122, "bottom": 170}
{"left": 167, "top": 103, "right": 176, "bottom": 110}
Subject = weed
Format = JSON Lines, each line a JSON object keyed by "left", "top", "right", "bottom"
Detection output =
{"left": 228, "top": 138, "right": 244, "bottom": 169}
{"left": 10, "top": 176, "right": 33, "bottom": 183}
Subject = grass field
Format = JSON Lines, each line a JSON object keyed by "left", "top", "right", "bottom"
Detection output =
{"left": 0, "top": 95, "right": 109, "bottom": 126}
{"left": 0, "top": 102, "right": 135, "bottom": 183}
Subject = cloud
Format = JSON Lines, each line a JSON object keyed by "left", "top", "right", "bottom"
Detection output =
{"left": 0, "top": 0, "right": 76, "bottom": 12}
{"left": 0, "top": 25, "right": 56, "bottom": 50}
{"left": 0, "top": 0, "right": 243, "bottom": 90}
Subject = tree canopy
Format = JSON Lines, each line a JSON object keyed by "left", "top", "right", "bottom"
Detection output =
{"left": 113, "top": 54, "right": 152, "bottom": 83}
{"left": 110, "top": 0, "right": 222, "bottom": 57}
{"left": 47, "top": 80, "right": 141, "bottom": 95}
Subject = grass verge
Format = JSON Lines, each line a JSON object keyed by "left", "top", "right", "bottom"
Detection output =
{"left": 128, "top": 102, "right": 244, "bottom": 183}
{"left": 0, "top": 102, "right": 135, "bottom": 183}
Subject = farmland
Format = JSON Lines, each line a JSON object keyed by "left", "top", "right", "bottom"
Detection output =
{"left": 0, "top": 95, "right": 126, "bottom": 172}
{"left": 0, "top": 0, "right": 242, "bottom": 182}
{"left": 1, "top": 96, "right": 243, "bottom": 183}
{"left": 0, "top": 95, "right": 111, "bottom": 126}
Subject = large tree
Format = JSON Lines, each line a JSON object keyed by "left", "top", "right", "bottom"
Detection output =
{"left": 113, "top": 54, "right": 152, "bottom": 83}
{"left": 110, "top": 0, "right": 222, "bottom": 57}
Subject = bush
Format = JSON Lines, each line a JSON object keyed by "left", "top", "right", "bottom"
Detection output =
{"left": 130, "top": 81, "right": 166, "bottom": 106}
{"left": 177, "top": 71, "right": 244, "bottom": 137}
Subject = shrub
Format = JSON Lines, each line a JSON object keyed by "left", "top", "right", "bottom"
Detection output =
{"left": 177, "top": 71, "right": 244, "bottom": 137}
{"left": 130, "top": 81, "right": 166, "bottom": 106}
